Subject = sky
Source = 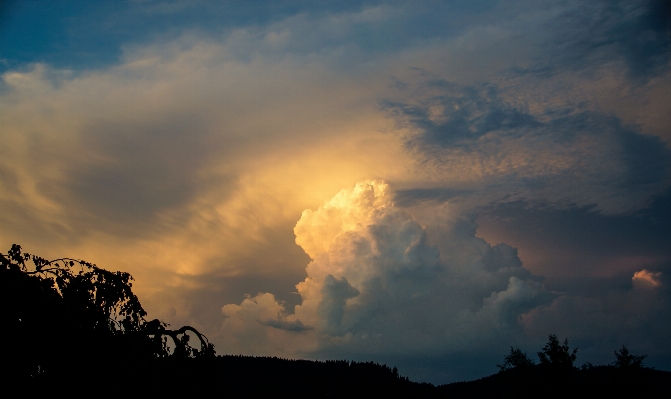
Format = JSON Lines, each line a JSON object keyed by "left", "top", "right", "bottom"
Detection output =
{"left": 1, "top": 0, "right": 670, "bottom": 384}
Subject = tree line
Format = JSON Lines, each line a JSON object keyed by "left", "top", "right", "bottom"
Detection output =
{"left": 498, "top": 335, "right": 647, "bottom": 372}
{"left": 439, "top": 335, "right": 667, "bottom": 398}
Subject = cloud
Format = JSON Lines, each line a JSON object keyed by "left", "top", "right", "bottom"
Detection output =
{"left": 222, "top": 292, "right": 311, "bottom": 332}
{"left": 319, "top": 275, "right": 360, "bottom": 332}
{"left": 221, "top": 293, "right": 316, "bottom": 356}
{"left": 0, "top": 25, "right": 411, "bottom": 277}
{"left": 261, "top": 317, "right": 313, "bottom": 332}
{"left": 633, "top": 269, "right": 663, "bottom": 288}
{"left": 220, "top": 180, "right": 551, "bottom": 369}
{"left": 547, "top": 0, "right": 671, "bottom": 81}
{"left": 383, "top": 78, "right": 671, "bottom": 214}
{"left": 480, "top": 277, "right": 545, "bottom": 330}
{"left": 472, "top": 189, "right": 671, "bottom": 283}
{"left": 212, "top": 178, "right": 669, "bottom": 379}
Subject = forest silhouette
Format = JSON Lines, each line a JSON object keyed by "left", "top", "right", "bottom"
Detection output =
{"left": 2, "top": 244, "right": 669, "bottom": 397}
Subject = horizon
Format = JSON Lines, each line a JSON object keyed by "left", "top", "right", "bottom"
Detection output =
{"left": 1, "top": 0, "right": 670, "bottom": 384}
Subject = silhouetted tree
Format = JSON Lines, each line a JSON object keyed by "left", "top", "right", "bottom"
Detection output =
{"left": 612, "top": 345, "right": 647, "bottom": 370}
{"left": 0, "top": 244, "right": 213, "bottom": 392}
{"left": 534, "top": 334, "right": 579, "bottom": 395}
{"left": 497, "top": 347, "right": 535, "bottom": 372}
{"left": 538, "top": 334, "right": 578, "bottom": 371}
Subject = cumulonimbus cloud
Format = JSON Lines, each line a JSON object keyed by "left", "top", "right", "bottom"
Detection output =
{"left": 220, "top": 180, "right": 551, "bottom": 358}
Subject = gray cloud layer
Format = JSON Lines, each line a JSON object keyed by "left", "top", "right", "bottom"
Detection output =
{"left": 383, "top": 77, "right": 671, "bottom": 214}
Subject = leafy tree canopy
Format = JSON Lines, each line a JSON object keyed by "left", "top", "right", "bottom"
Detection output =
{"left": 0, "top": 244, "right": 214, "bottom": 387}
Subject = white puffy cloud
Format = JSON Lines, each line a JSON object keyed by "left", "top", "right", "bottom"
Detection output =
{"left": 220, "top": 180, "right": 551, "bottom": 360}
